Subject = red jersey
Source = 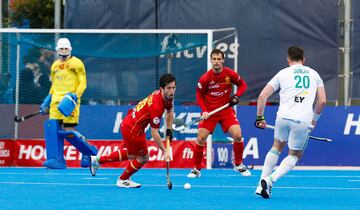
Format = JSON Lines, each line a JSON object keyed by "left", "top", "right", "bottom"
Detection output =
{"left": 196, "top": 66, "right": 247, "bottom": 113}
{"left": 122, "top": 90, "right": 173, "bottom": 135}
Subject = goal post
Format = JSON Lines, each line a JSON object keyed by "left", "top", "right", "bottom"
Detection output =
{"left": 0, "top": 28, "right": 238, "bottom": 169}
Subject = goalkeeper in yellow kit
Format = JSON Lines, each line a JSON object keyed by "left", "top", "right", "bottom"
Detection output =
{"left": 40, "top": 38, "right": 97, "bottom": 169}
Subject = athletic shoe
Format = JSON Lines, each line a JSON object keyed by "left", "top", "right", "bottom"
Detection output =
{"left": 255, "top": 183, "right": 262, "bottom": 196}
{"left": 260, "top": 177, "right": 273, "bottom": 199}
{"left": 116, "top": 178, "right": 141, "bottom": 188}
{"left": 187, "top": 168, "right": 201, "bottom": 178}
{"left": 89, "top": 156, "right": 100, "bottom": 176}
{"left": 234, "top": 163, "right": 252, "bottom": 176}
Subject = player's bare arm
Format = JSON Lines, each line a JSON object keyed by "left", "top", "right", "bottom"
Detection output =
{"left": 256, "top": 84, "right": 275, "bottom": 128}
{"left": 312, "top": 86, "right": 327, "bottom": 127}
{"left": 165, "top": 108, "right": 174, "bottom": 129}
{"left": 151, "top": 127, "right": 170, "bottom": 161}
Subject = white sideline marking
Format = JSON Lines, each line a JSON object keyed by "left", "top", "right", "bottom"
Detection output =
{"left": 250, "top": 166, "right": 360, "bottom": 170}
{"left": 0, "top": 172, "right": 118, "bottom": 176}
{"left": 0, "top": 182, "right": 113, "bottom": 186}
{"left": 1, "top": 172, "right": 360, "bottom": 179}
{"left": 348, "top": 180, "right": 360, "bottom": 182}
{"left": 229, "top": 174, "right": 360, "bottom": 178}
{"left": 83, "top": 177, "right": 108, "bottom": 180}
{"left": 260, "top": 175, "right": 360, "bottom": 178}
{"left": 1, "top": 181, "right": 360, "bottom": 190}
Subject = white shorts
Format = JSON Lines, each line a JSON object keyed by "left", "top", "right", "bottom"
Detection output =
{"left": 274, "top": 118, "right": 312, "bottom": 151}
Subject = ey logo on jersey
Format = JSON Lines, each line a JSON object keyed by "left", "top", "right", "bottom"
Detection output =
{"left": 294, "top": 96, "right": 305, "bottom": 103}
{"left": 294, "top": 91, "right": 308, "bottom": 103}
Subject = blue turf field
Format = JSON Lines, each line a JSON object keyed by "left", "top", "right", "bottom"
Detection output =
{"left": 0, "top": 167, "right": 359, "bottom": 210}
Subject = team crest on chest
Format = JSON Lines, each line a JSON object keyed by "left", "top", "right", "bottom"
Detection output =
{"left": 225, "top": 76, "right": 231, "bottom": 84}
{"left": 59, "top": 63, "right": 70, "bottom": 70}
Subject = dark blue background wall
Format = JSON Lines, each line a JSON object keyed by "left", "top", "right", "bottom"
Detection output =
{"left": 64, "top": 0, "right": 339, "bottom": 101}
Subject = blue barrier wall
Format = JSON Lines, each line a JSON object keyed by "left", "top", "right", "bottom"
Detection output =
{"left": 75, "top": 105, "right": 360, "bottom": 166}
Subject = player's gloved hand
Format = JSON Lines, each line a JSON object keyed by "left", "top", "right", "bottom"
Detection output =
{"left": 166, "top": 128, "right": 173, "bottom": 142}
{"left": 255, "top": 115, "right": 266, "bottom": 129}
{"left": 229, "top": 95, "right": 239, "bottom": 106}
{"left": 40, "top": 94, "right": 52, "bottom": 115}
{"left": 57, "top": 93, "right": 78, "bottom": 117}
{"left": 201, "top": 111, "right": 210, "bottom": 120}
{"left": 68, "top": 93, "right": 78, "bottom": 103}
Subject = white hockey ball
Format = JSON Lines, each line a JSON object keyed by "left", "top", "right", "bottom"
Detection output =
{"left": 184, "top": 183, "right": 191, "bottom": 190}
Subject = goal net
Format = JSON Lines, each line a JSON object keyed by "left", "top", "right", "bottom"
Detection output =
{"left": 0, "top": 28, "right": 238, "bottom": 169}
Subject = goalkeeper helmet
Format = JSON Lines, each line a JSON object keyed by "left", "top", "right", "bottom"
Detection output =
{"left": 56, "top": 38, "right": 72, "bottom": 58}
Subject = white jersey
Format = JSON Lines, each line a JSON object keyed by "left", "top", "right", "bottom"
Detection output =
{"left": 268, "top": 64, "right": 324, "bottom": 124}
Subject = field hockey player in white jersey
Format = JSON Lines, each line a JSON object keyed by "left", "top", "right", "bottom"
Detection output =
{"left": 254, "top": 46, "right": 327, "bottom": 198}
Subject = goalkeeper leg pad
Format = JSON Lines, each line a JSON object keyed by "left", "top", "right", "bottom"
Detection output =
{"left": 80, "top": 153, "right": 94, "bottom": 168}
{"left": 80, "top": 141, "right": 98, "bottom": 167}
{"left": 58, "top": 130, "right": 98, "bottom": 156}
{"left": 43, "top": 158, "right": 66, "bottom": 169}
{"left": 57, "top": 94, "right": 76, "bottom": 117}
{"left": 43, "top": 120, "right": 66, "bottom": 169}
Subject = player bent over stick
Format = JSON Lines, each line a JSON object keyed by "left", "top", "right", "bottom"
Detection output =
{"left": 90, "top": 74, "right": 175, "bottom": 188}
{"left": 187, "top": 49, "right": 251, "bottom": 178}
{"left": 255, "top": 46, "right": 326, "bottom": 198}
{"left": 40, "top": 38, "right": 97, "bottom": 169}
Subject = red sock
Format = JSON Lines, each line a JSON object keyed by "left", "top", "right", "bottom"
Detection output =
{"left": 233, "top": 141, "right": 244, "bottom": 165}
{"left": 99, "top": 149, "right": 128, "bottom": 164}
{"left": 120, "top": 159, "right": 144, "bottom": 180}
{"left": 194, "top": 143, "right": 204, "bottom": 170}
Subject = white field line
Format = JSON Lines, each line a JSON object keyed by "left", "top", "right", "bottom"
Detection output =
{"left": 2, "top": 166, "right": 360, "bottom": 170}
{"left": 83, "top": 177, "right": 109, "bottom": 180}
{"left": 1, "top": 172, "right": 360, "bottom": 179}
{"left": 283, "top": 175, "right": 360, "bottom": 178}
{"left": 0, "top": 172, "right": 119, "bottom": 176}
{"left": 0, "top": 181, "right": 360, "bottom": 191}
{"left": 250, "top": 166, "right": 360, "bottom": 170}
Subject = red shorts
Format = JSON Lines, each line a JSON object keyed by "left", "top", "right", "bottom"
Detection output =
{"left": 120, "top": 123, "right": 148, "bottom": 156}
{"left": 198, "top": 108, "right": 239, "bottom": 133}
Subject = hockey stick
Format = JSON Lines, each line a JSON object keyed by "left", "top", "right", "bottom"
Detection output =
{"left": 165, "top": 137, "right": 172, "bottom": 190}
{"left": 266, "top": 125, "right": 333, "bottom": 142}
{"left": 172, "top": 103, "right": 230, "bottom": 131}
{"left": 14, "top": 111, "right": 41, "bottom": 123}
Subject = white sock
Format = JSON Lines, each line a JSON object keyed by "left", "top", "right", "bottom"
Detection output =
{"left": 260, "top": 148, "right": 280, "bottom": 179}
{"left": 270, "top": 155, "right": 298, "bottom": 182}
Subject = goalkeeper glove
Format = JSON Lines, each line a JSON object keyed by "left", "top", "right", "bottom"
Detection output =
{"left": 40, "top": 94, "right": 52, "bottom": 115}
{"left": 57, "top": 93, "right": 78, "bottom": 117}
{"left": 68, "top": 93, "right": 78, "bottom": 103}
